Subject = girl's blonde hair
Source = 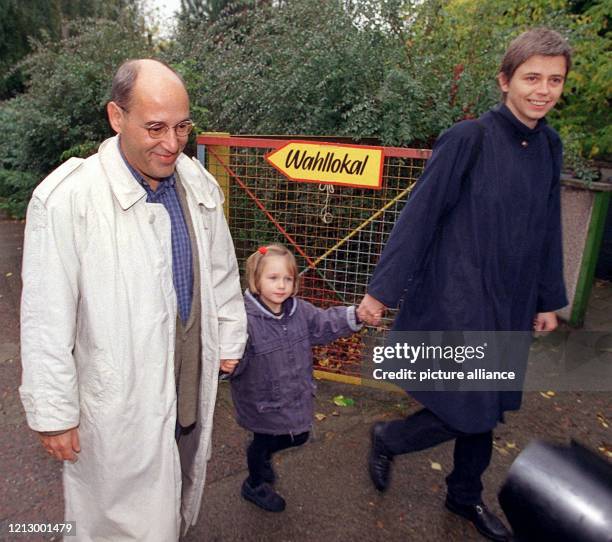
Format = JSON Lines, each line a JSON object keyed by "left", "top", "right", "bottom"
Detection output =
{"left": 245, "top": 243, "right": 300, "bottom": 296}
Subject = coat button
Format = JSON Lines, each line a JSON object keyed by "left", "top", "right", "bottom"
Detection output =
{"left": 521, "top": 140, "right": 528, "bottom": 148}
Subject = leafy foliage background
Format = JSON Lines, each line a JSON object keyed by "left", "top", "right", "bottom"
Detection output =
{"left": 0, "top": 0, "right": 609, "bottom": 217}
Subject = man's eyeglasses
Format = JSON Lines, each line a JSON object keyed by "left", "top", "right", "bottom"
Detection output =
{"left": 116, "top": 104, "right": 193, "bottom": 139}
{"left": 145, "top": 120, "right": 194, "bottom": 139}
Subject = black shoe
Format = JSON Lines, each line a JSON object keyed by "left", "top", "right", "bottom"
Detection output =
{"left": 445, "top": 497, "right": 511, "bottom": 541}
{"left": 241, "top": 478, "right": 286, "bottom": 512}
{"left": 368, "top": 422, "right": 393, "bottom": 492}
{"left": 261, "top": 459, "right": 276, "bottom": 484}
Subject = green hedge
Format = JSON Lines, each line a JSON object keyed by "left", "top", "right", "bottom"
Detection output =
{"left": 1, "top": 0, "right": 608, "bottom": 218}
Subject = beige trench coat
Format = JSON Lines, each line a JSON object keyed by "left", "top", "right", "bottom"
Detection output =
{"left": 19, "top": 136, "right": 247, "bottom": 541}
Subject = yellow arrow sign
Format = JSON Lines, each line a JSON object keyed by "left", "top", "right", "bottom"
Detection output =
{"left": 265, "top": 141, "right": 384, "bottom": 189}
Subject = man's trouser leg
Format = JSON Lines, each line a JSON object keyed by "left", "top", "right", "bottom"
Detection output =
{"left": 445, "top": 430, "right": 493, "bottom": 505}
{"left": 381, "top": 408, "right": 492, "bottom": 504}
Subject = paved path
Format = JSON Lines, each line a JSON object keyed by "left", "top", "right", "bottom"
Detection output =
{"left": 0, "top": 219, "right": 610, "bottom": 541}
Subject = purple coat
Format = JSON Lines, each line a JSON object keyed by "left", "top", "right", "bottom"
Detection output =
{"left": 230, "top": 290, "right": 361, "bottom": 435}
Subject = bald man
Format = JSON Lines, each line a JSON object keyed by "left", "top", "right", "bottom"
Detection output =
{"left": 20, "top": 59, "right": 247, "bottom": 541}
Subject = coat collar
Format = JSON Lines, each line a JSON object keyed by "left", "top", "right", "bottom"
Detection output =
{"left": 98, "top": 136, "right": 217, "bottom": 211}
{"left": 244, "top": 289, "right": 297, "bottom": 320}
{"left": 98, "top": 137, "right": 145, "bottom": 211}
{"left": 492, "top": 103, "right": 546, "bottom": 139}
{"left": 175, "top": 154, "right": 218, "bottom": 210}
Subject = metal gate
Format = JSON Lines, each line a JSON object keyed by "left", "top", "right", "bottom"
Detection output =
{"left": 197, "top": 133, "right": 431, "bottom": 384}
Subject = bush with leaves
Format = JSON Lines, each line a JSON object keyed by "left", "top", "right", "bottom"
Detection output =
{"left": 1, "top": 0, "right": 609, "bottom": 217}
{"left": 168, "top": 0, "right": 609, "bottom": 163}
{"left": 168, "top": 0, "right": 439, "bottom": 144}
{"left": 0, "top": 18, "right": 154, "bottom": 217}
{"left": 407, "top": 0, "right": 610, "bottom": 166}
{"left": 0, "top": 0, "right": 144, "bottom": 99}
{"left": 559, "top": 1, "right": 611, "bottom": 162}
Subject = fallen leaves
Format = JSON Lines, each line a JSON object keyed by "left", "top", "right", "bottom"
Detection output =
{"left": 539, "top": 390, "right": 556, "bottom": 399}
{"left": 596, "top": 413, "right": 609, "bottom": 429}
{"left": 314, "top": 333, "right": 365, "bottom": 373}
{"left": 314, "top": 413, "right": 327, "bottom": 422}
{"left": 493, "top": 442, "right": 510, "bottom": 456}
{"left": 429, "top": 461, "right": 442, "bottom": 471}
{"left": 492, "top": 440, "right": 521, "bottom": 456}
{"left": 598, "top": 443, "right": 612, "bottom": 459}
{"left": 332, "top": 395, "right": 354, "bottom": 407}
{"left": 595, "top": 334, "right": 612, "bottom": 352}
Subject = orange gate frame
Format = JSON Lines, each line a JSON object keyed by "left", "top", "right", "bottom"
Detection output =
{"left": 197, "top": 133, "right": 432, "bottom": 386}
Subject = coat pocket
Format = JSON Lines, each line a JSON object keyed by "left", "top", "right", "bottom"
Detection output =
{"left": 78, "top": 350, "right": 121, "bottom": 419}
{"left": 256, "top": 400, "right": 282, "bottom": 413}
{"left": 239, "top": 339, "right": 285, "bottom": 402}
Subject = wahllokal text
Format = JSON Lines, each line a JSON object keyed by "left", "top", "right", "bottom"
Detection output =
{"left": 285, "top": 149, "right": 370, "bottom": 175}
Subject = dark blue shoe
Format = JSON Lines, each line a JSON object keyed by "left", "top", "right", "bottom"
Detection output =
{"left": 368, "top": 422, "right": 393, "bottom": 492}
{"left": 445, "top": 497, "right": 511, "bottom": 541}
{"left": 241, "top": 478, "right": 286, "bottom": 512}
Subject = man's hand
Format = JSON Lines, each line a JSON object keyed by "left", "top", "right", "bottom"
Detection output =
{"left": 39, "top": 427, "right": 80, "bottom": 462}
{"left": 220, "top": 359, "right": 239, "bottom": 374}
{"left": 533, "top": 312, "right": 558, "bottom": 332}
{"left": 357, "top": 293, "right": 386, "bottom": 326}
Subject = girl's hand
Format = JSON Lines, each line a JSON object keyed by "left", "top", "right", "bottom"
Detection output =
{"left": 220, "top": 359, "right": 239, "bottom": 374}
{"left": 533, "top": 312, "right": 558, "bottom": 332}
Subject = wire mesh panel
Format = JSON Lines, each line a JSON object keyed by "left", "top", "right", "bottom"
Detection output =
{"left": 199, "top": 135, "right": 430, "bottom": 379}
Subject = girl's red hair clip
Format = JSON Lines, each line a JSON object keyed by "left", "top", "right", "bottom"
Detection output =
{"left": 258, "top": 246, "right": 268, "bottom": 255}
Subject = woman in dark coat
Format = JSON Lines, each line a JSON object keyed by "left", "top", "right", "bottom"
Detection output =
{"left": 359, "top": 28, "right": 572, "bottom": 542}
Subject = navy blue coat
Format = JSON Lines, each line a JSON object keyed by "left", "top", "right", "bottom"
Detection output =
{"left": 231, "top": 291, "right": 361, "bottom": 435}
{"left": 367, "top": 104, "right": 568, "bottom": 433}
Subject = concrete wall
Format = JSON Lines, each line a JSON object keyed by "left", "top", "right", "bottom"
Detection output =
{"left": 558, "top": 186, "right": 594, "bottom": 322}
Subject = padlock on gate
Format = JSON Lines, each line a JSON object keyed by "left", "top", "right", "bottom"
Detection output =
{"left": 499, "top": 439, "right": 612, "bottom": 542}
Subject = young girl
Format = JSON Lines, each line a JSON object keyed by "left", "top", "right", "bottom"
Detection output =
{"left": 230, "top": 243, "right": 362, "bottom": 512}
